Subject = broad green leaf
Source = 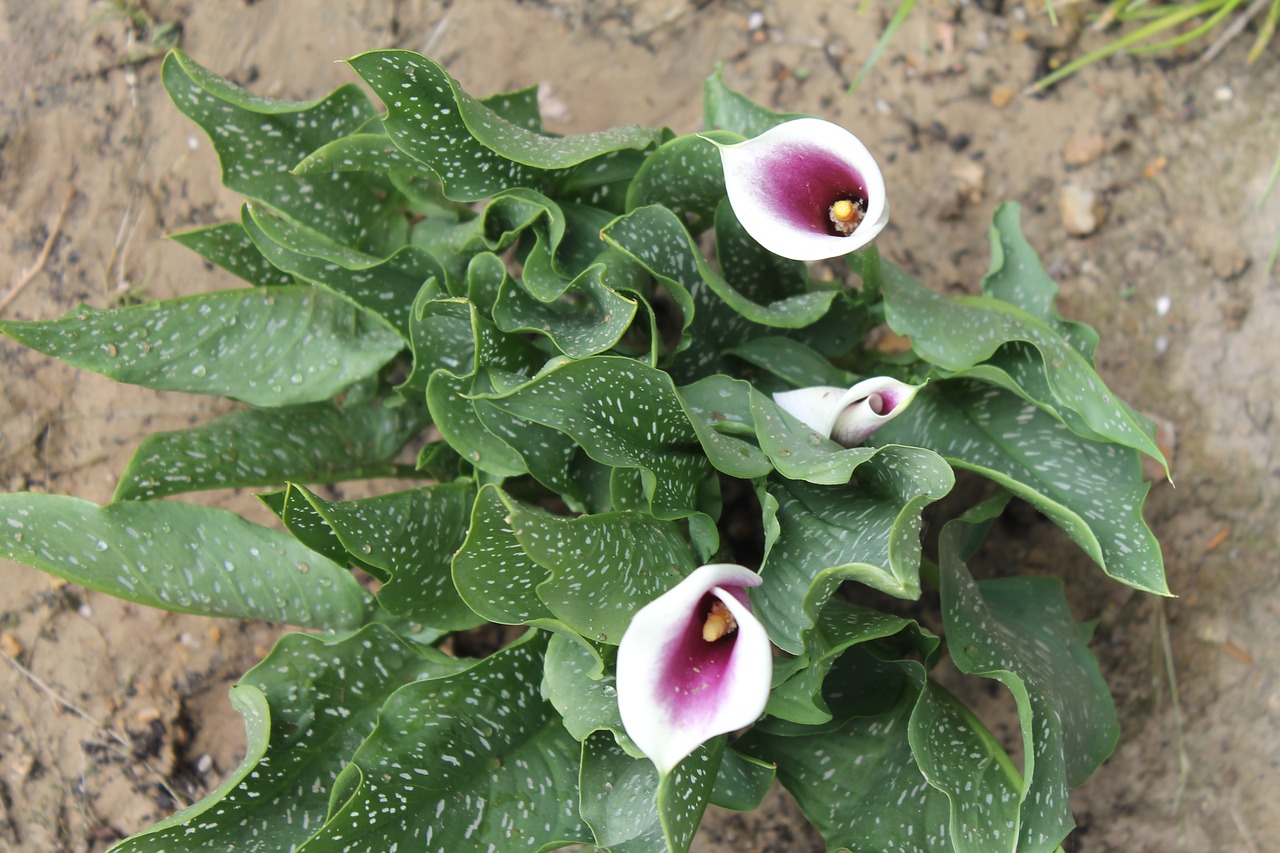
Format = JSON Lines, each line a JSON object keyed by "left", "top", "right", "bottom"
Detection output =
{"left": 293, "top": 131, "right": 441, "bottom": 183}
{"left": 0, "top": 494, "right": 367, "bottom": 629}
{"left": 300, "top": 632, "right": 591, "bottom": 851}
{"left": 580, "top": 732, "right": 667, "bottom": 852}
{"left": 0, "top": 287, "right": 403, "bottom": 407}
{"left": 708, "top": 749, "right": 775, "bottom": 813}
{"left": 484, "top": 357, "right": 713, "bottom": 521}
{"left": 542, "top": 633, "right": 636, "bottom": 753}
{"left": 743, "top": 651, "right": 955, "bottom": 852}
{"left": 766, "top": 598, "right": 939, "bottom": 725}
{"left": 724, "top": 336, "right": 853, "bottom": 390}
{"left": 429, "top": 370, "right": 529, "bottom": 478}
{"left": 259, "top": 484, "right": 359, "bottom": 575}
{"left": 170, "top": 221, "right": 296, "bottom": 288}
{"left": 411, "top": 296, "right": 557, "bottom": 482}
{"left": 982, "top": 203, "right": 1098, "bottom": 359}
{"left": 604, "top": 205, "right": 839, "bottom": 329}
{"left": 909, "top": 681, "right": 1024, "bottom": 853}
{"left": 451, "top": 485, "right": 555, "bottom": 625}
{"left": 624, "top": 132, "right": 738, "bottom": 231}
{"left": 348, "top": 49, "right": 660, "bottom": 201}
{"left": 163, "top": 50, "right": 407, "bottom": 255}
{"left": 756, "top": 447, "right": 954, "bottom": 654}
{"left": 702, "top": 64, "right": 806, "bottom": 137}
{"left": 713, "top": 198, "right": 808, "bottom": 304}
{"left": 243, "top": 204, "right": 444, "bottom": 337}
{"left": 940, "top": 518, "right": 1120, "bottom": 852}
{"left": 113, "top": 398, "right": 427, "bottom": 501}
{"left": 875, "top": 380, "right": 1167, "bottom": 595}
{"left": 675, "top": 376, "right": 772, "bottom": 480}
{"left": 580, "top": 733, "right": 724, "bottom": 853}
{"left": 510, "top": 506, "right": 695, "bottom": 644}
{"left": 113, "top": 626, "right": 467, "bottom": 852}
{"left": 288, "top": 483, "right": 480, "bottom": 630}
{"left": 494, "top": 261, "right": 638, "bottom": 358}
{"left": 879, "top": 258, "right": 1166, "bottom": 471}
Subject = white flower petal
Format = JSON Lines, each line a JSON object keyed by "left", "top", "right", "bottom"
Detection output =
{"left": 616, "top": 563, "right": 771, "bottom": 774}
{"left": 773, "top": 377, "right": 921, "bottom": 447}
{"left": 713, "top": 117, "right": 888, "bottom": 261}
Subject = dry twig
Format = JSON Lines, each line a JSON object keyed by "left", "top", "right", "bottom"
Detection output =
{"left": 0, "top": 188, "right": 76, "bottom": 315}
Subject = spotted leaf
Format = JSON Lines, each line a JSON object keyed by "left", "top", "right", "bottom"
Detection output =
{"left": 299, "top": 631, "right": 591, "bottom": 851}
{"left": 163, "top": 50, "right": 408, "bottom": 255}
{"left": 0, "top": 287, "right": 404, "bottom": 407}
{"left": 113, "top": 397, "right": 427, "bottom": 501}
{"left": 112, "top": 625, "right": 468, "bottom": 852}
{"left": 0, "top": 494, "right": 367, "bottom": 629}
{"left": 874, "top": 380, "right": 1167, "bottom": 595}
{"left": 348, "top": 50, "right": 660, "bottom": 202}
{"left": 940, "top": 513, "right": 1120, "bottom": 853}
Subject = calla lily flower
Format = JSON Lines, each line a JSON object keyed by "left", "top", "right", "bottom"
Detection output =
{"left": 616, "top": 563, "right": 771, "bottom": 774}
{"left": 773, "top": 377, "right": 921, "bottom": 447}
{"left": 709, "top": 117, "right": 889, "bottom": 261}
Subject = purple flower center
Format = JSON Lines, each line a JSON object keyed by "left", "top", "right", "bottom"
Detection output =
{"left": 758, "top": 143, "right": 870, "bottom": 238}
{"left": 655, "top": 591, "right": 743, "bottom": 724}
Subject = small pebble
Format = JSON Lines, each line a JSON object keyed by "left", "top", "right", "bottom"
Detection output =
{"left": 874, "top": 98, "right": 892, "bottom": 115}
{"left": 1063, "top": 130, "right": 1105, "bottom": 166}
{"left": 195, "top": 753, "right": 214, "bottom": 775}
{"left": 0, "top": 632, "right": 22, "bottom": 659}
{"left": 990, "top": 87, "right": 1015, "bottom": 108}
{"left": 1059, "top": 183, "right": 1102, "bottom": 236}
{"left": 1213, "top": 85, "right": 1234, "bottom": 102}
{"left": 747, "top": 11, "right": 765, "bottom": 31}
{"left": 1155, "top": 295, "right": 1172, "bottom": 317}
{"left": 1155, "top": 335, "right": 1169, "bottom": 354}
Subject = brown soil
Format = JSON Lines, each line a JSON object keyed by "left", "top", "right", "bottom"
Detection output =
{"left": 2, "top": 1, "right": 1278, "bottom": 851}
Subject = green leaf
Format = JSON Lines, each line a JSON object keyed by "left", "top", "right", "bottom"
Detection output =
{"left": 879, "top": 257, "right": 1166, "bottom": 472}
{"left": 0, "top": 287, "right": 403, "bottom": 407}
{"left": 113, "top": 625, "right": 467, "bottom": 852}
{"left": 940, "top": 517, "right": 1120, "bottom": 852}
{"left": 163, "top": 50, "right": 407, "bottom": 255}
{"left": 981, "top": 203, "right": 1098, "bottom": 359}
{"left": 451, "top": 485, "right": 555, "bottom": 625}
{"left": 580, "top": 733, "right": 724, "bottom": 853}
{"left": 724, "top": 336, "right": 853, "bottom": 389}
{"left": 708, "top": 749, "right": 775, "bottom": 813}
{"left": 299, "top": 632, "right": 591, "bottom": 851}
{"left": 170, "top": 221, "right": 296, "bottom": 288}
{"left": 0, "top": 494, "right": 367, "bottom": 629}
{"left": 675, "top": 376, "right": 773, "bottom": 480}
{"left": 288, "top": 482, "right": 481, "bottom": 630}
{"left": 909, "top": 681, "right": 1024, "bottom": 853}
{"left": 259, "top": 484, "right": 358, "bottom": 574}
{"left": 742, "top": 651, "right": 954, "bottom": 851}
{"left": 876, "top": 380, "right": 1167, "bottom": 595}
{"left": 494, "top": 260, "right": 638, "bottom": 359}
{"left": 485, "top": 357, "right": 713, "bottom": 521}
{"left": 624, "top": 131, "right": 738, "bottom": 232}
{"left": 113, "top": 398, "right": 427, "bottom": 501}
{"left": 713, "top": 198, "right": 808, "bottom": 304}
{"left": 755, "top": 447, "right": 954, "bottom": 654}
{"left": 348, "top": 49, "right": 660, "bottom": 201}
{"left": 702, "top": 64, "right": 806, "bottom": 137}
{"left": 604, "top": 205, "right": 839, "bottom": 329}
{"left": 542, "top": 633, "right": 636, "bottom": 753}
{"left": 510, "top": 506, "right": 695, "bottom": 644}
{"left": 243, "top": 203, "right": 445, "bottom": 337}
{"left": 765, "top": 598, "right": 939, "bottom": 725}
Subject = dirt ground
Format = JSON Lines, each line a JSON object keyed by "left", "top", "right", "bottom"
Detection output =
{"left": 1, "top": 1, "right": 1277, "bottom": 851}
